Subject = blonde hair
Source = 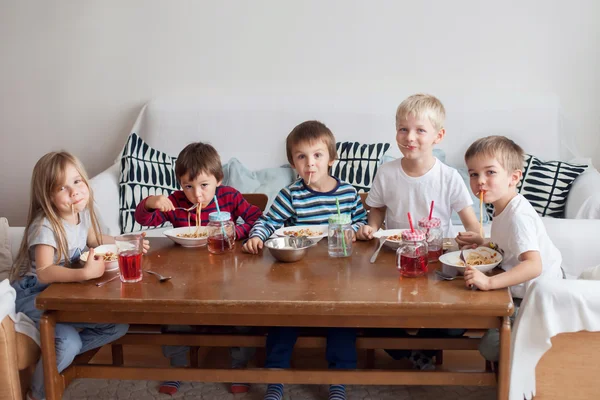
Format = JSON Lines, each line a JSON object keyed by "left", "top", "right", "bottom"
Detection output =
{"left": 464, "top": 136, "right": 524, "bottom": 173}
{"left": 10, "top": 152, "right": 104, "bottom": 281}
{"left": 396, "top": 93, "right": 446, "bottom": 131}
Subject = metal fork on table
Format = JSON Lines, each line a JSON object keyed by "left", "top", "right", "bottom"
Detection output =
{"left": 370, "top": 236, "right": 388, "bottom": 263}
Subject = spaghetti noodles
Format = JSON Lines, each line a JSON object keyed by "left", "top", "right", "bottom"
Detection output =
{"left": 178, "top": 204, "right": 207, "bottom": 238}
{"left": 457, "top": 250, "right": 498, "bottom": 267}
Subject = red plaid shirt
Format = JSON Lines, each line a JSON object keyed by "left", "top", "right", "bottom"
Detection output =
{"left": 134, "top": 186, "right": 262, "bottom": 240}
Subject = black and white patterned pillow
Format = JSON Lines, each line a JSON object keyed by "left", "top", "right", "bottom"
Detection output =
{"left": 486, "top": 154, "right": 588, "bottom": 219}
{"left": 119, "top": 133, "right": 180, "bottom": 233}
{"left": 332, "top": 142, "right": 391, "bottom": 192}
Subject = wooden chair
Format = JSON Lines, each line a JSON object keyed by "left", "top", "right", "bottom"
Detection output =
{"left": 242, "top": 193, "right": 268, "bottom": 212}
{"left": 359, "top": 192, "right": 371, "bottom": 211}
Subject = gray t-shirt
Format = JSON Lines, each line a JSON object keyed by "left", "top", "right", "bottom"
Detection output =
{"left": 28, "top": 209, "right": 91, "bottom": 273}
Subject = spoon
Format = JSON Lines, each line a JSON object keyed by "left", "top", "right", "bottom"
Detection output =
{"left": 435, "top": 270, "right": 461, "bottom": 281}
{"left": 370, "top": 236, "right": 388, "bottom": 263}
{"left": 96, "top": 275, "right": 119, "bottom": 287}
{"left": 145, "top": 270, "right": 172, "bottom": 282}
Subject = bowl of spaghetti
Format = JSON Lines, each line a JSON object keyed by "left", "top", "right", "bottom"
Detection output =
{"left": 438, "top": 247, "right": 502, "bottom": 273}
{"left": 80, "top": 244, "right": 119, "bottom": 271}
{"left": 164, "top": 226, "right": 209, "bottom": 247}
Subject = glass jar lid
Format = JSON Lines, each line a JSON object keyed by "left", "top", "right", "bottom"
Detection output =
{"left": 418, "top": 217, "right": 441, "bottom": 228}
{"left": 209, "top": 211, "right": 231, "bottom": 222}
{"left": 328, "top": 214, "right": 351, "bottom": 224}
{"left": 401, "top": 229, "right": 426, "bottom": 241}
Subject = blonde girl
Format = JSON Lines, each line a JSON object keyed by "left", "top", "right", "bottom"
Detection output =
{"left": 11, "top": 152, "right": 134, "bottom": 400}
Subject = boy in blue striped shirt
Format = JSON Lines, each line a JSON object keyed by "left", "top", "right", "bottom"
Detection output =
{"left": 243, "top": 120, "right": 367, "bottom": 400}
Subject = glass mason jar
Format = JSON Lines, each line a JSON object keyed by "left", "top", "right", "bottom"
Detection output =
{"left": 396, "top": 229, "right": 428, "bottom": 277}
{"left": 207, "top": 211, "right": 236, "bottom": 254}
{"left": 418, "top": 217, "right": 443, "bottom": 262}
{"left": 328, "top": 214, "right": 353, "bottom": 257}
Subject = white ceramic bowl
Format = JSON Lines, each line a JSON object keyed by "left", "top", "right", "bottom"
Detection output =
{"left": 274, "top": 225, "right": 328, "bottom": 243}
{"left": 80, "top": 244, "right": 119, "bottom": 271}
{"left": 372, "top": 229, "right": 408, "bottom": 250}
{"left": 439, "top": 247, "right": 503, "bottom": 273}
{"left": 163, "top": 226, "right": 209, "bottom": 247}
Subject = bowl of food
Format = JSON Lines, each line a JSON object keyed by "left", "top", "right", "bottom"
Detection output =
{"left": 274, "top": 225, "right": 328, "bottom": 243}
{"left": 164, "top": 226, "right": 209, "bottom": 247}
{"left": 439, "top": 247, "right": 503, "bottom": 273}
{"left": 80, "top": 244, "right": 119, "bottom": 271}
{"left": 264, "top": 236, "right": 317, "bottom": 263}
{"left": 372, "top": 229, "right": 408, "bottom": 250}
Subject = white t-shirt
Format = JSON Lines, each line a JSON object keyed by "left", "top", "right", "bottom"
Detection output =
{"left": 491, "top": 194, "right": 563, "bottom": 298}
{"left": 28, "top": 209, "right": 91, "bottom": 273}
{"left": 366, "top": 158, "right": 473, "bottom": 237}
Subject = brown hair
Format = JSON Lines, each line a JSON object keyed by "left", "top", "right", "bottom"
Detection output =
{"left": 464, "top": 135, "right": 524, "bottom": 173}
{"left": 396, "top": 93, "right": 446, "bottom": 131}
{"left": 175, "top": 142, "right": 224, "bottom": 182}
{"left": 285, "top": 120, "right": 337, "bottom": 165}
{"left": 11, "top": 152, "right": 104, "bottom": 281}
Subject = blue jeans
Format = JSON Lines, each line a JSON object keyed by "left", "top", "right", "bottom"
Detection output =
{"left": 13, "top": 276, "right": 129, "bottom": 399}
{"left": 265, "top": 327, "right": 357, "bottom": 369}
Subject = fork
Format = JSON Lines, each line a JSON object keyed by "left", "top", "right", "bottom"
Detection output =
{"left": 96, "top": 275, "right": 119, "bottom": 287}
{"left": 369, "top": 236, "right": 388, "bottom": 263}
{"left": 174, "top": 205, "right": 198, "bottom": 212}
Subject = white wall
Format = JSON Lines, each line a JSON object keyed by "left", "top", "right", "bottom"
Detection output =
{"left": 1, "top": 0, "right": 599, "bottom": 226}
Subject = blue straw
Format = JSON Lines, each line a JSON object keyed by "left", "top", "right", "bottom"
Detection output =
{"left": 213, "top": 195, "right": 227, "bottom": 238}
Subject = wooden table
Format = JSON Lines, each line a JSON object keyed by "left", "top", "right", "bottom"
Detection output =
{"left": 36, "top": 238, "right": 513, "bottom": 400}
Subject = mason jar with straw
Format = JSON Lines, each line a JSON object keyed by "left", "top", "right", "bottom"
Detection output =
{"left": 328, "top": 199, "right": 353, "bottom": 257}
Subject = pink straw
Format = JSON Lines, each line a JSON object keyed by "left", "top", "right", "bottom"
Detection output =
{"left": 407, "top": 212, "right": 414, "bottom": 232}
{"left": 428, "top": 201, "right": 434, "bottom": 220}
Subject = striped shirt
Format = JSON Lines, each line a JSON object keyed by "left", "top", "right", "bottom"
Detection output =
{"left": 134, "top": 186, "right": 262, "bottom": 240}
{"left": 249, "top": 178, "right": 367, "bottom": 242}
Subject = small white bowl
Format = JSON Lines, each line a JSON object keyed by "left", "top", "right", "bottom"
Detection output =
{"left": 164, "top": 226, "right": 209, "bottom": 247}
{"left": 80, "top": 244, "right": 119, "bottom": 271}
{"left": 439, "top": 247, "right": 503, "bottom": 273}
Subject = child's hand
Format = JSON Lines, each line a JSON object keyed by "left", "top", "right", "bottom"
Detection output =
{"left": 464, "top": 265, "right": 492, "bottom": 291}
{"left": 455, "top": 231, "right": 484, "bottom": 248}
{"left": 85, "top": 248, "right": 106, "bottom": 280}
{"left": 145, "top": 195, "right": 175, "bottom": 212}
{"left": 243, "top": 237, "right": 263, "bottom": 254}
{"left": 141, "top": 231, "right": 150, "bottom": 254}
{"left": 356, "top": 225, "right": 375, "bottom": 240}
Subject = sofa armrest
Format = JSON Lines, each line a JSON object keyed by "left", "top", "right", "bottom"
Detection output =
{"left": 89, "top": 162, "right": 121, "bottom": 236}
{"left": 565, "top": 167, "right": 600, "bottom": 219}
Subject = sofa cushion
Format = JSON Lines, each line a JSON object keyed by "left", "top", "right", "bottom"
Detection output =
{"left": 579, "top": 265, "right": 600, "bottom": 280}
{"left": 119, "top": 133, "right": 180, "bottom": 233}
{"left": 486, "top": 154, "right": 589, "bottom": 219}
{"left": 332, "top": 142, "right": 391, "bottom": 192}
{"left": 222, "top": 158, "right": 295, "bottom": 210}
{"left": 0, "top": 218, "right": 12, "bottom": 282}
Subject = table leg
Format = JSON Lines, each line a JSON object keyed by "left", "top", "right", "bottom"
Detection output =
{"left": 497, "top": 316, "right": 511, "bottom": 400}
{"left": 40, "top": 312, "right": 64, "bottom": 400}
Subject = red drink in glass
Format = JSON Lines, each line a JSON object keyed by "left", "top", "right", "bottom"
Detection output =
{"left": 399, "top": 254, "right": 428, "bottom": 277}
{"left": 118, "top": 250, "right": 142, "bottom": 282}
{"left": 207, "top": 234, "right": 235, "bottom": 254}
{"left": 428, "top": 247, "right": 444, "bottom": 262}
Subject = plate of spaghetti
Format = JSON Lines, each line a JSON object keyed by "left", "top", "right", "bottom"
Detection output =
{"left": 164, "top": 227, "right": 209, "bottom": 247}
{"left": 80, "top": 244, "right": 119, "bottom": 271}
{"left": 372, "top": 229, "right": 409, "bottom": 250}
{"left": 274, "top": 225, "right": 328, "bottom": 242}
{"left": 439, "top": 247, "right": 502, "bottom": 273}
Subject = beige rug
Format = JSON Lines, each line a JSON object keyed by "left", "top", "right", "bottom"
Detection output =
{"left": 63, "top": 379, "right": 496, "bottom": 399}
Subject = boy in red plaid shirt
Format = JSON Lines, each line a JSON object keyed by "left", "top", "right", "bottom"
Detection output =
{"left": 135, "top": 142, "right": 262, "bottom": 395}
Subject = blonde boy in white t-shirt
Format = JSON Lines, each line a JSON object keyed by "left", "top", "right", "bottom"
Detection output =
{"left": 357, "top": 94, "right": 480, "bottom": 370}
{"left": 357, "top": 93, "right": 480, "bottom": 240}
{"left": 458, "top": 135, "right": 563, "bottom": 362}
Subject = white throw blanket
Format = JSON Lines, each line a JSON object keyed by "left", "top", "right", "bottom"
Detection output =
{"left": 0, "top": 279, "right": 40, "bottom": 346}
{"left": 509, "top": 278, "right": 600, "bottom": 400}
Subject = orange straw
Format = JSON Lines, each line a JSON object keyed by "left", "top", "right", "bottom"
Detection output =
{"left": 407, "top": 212, "right": 414, "bottom": 232}
{"left": 428, "top": 201, "right": 434, "bottom": 220}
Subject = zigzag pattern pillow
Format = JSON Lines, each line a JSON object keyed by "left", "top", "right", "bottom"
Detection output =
{"left": 119, "top": 133, "right": 180, "bottom": 233}
{"left": 486, "top": 154, "right": 588, "bottom": 219}
{"left": 332, "top": 142, "right": 391, "bottom": 192}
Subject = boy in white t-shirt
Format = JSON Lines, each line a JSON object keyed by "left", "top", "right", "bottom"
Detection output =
{"left": 357, "top": 94, "right": 481, "bottom": 370}
{"left": 458, "top": 135, "right": 563, "bottom": 362}
{"left": 357, "top": 93, "right": 480, "bottom": 239}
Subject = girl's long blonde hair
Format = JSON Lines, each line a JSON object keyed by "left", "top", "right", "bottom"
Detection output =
{"left": 10, "top": 152, "right": 104, "bottom": 281}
